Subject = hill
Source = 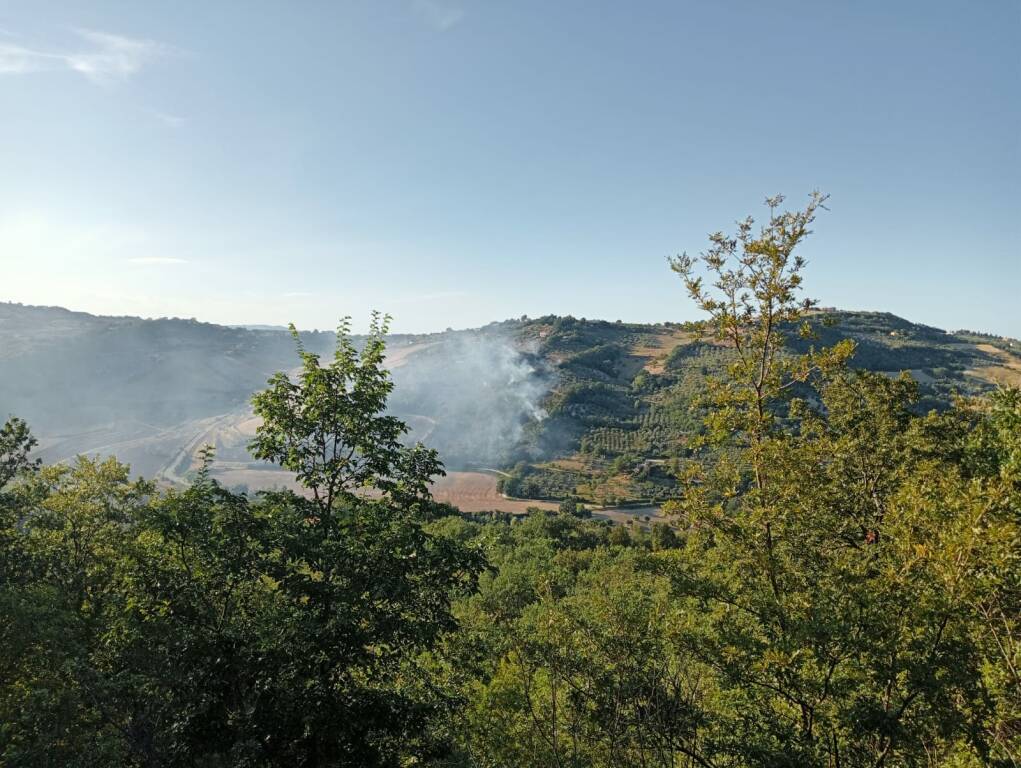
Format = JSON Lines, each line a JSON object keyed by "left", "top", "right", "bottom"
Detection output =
{"left": 1, "top": 302, "right": 1018, "bottom": 505}
{"left": 506, "top": 311, "right": 1020, "bottom": 505}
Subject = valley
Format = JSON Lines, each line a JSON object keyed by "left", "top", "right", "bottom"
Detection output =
{"left": 3, "top": 301, "right": 1019, "bottom": 514}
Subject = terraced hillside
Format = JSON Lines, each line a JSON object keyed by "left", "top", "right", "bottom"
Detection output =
{"left": 502, "top": 311, "right": 1021, "bottom": 505}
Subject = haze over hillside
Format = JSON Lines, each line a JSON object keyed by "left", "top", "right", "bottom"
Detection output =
{"left": 2, "top": 1, "right": 1018, "bottom": 761}
{"left": 2, "top": 300, "right": 1018, "bottom": 509}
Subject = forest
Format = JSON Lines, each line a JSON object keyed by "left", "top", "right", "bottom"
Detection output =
{"left": 1, "top": 196, "right": 1019, "bottom": 767}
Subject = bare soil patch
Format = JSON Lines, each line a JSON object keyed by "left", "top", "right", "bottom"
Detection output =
{"left": 431, "top": 471, "right": 558, "bottom": 513}
{"left": 631, "top": 330, "right": 694, "bottom": 374}
{"left": 967, "top": 344, "right": 1021, "bottom": 387}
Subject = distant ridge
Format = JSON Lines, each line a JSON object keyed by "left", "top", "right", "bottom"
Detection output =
{"left": 2, "top": 300, "right": 1019, "bottom": 494}
{"left": 3, "top": 299, "right": 1018, "bottom": 343}
{"left": 228, "top": 324, "right": 292, "bottom": 332}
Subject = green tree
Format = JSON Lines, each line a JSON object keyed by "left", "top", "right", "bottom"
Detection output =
{"left": 439, "top": 195, "right": 1007, "bottom": 767}
{"left": 960, "top": 387, "right": 1021, "bottom": 764}
{"left": 238, "top": 316, "right": 480, "bottom": 764}
{"left": 0, "top": 319, "right": 482, "bottom": 767}
{"left": 0, "top": 416, "right": 40, "bottom": 592}
{"left": 250, "top": 313, "right": 443, "bottom": 515}
{"left": 559, "top": 496, "right": 590, "bottom": 518}
{"left": 461, "top": 556, "right": 706, "bottom": 767}
{"left": 0, "top": 417, "right": 39, "bottom": 492}
{"left": 649, "top": 521, "right": 678, "bottom": 551}
{"left": 607, "top": 524, "right": 631, "bottom": 547}
{"left": 698, "top": 372, "right": 990, "bottom": 764}
{"left": 0, "top": 457, "right": 150, "bottom": 767}
{"left": 669, "top": 192, "right": 853, "bottom": 484}
{"left": 657, "top": 194, "right": 995, "bottom": 764}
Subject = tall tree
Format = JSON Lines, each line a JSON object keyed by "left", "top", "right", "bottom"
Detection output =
{"left": 662, "top": 196, "right": 993, "bottom": 765}
{"left": 249, "top": 313, "right": 442, "bottom": 517}
{"left": 0, "top": 319, "right": 481, "bottom": 767}
{"left": 442, "top": 195, "right": 1007, "bottom": 767}
{"left": 240, "top": 315, "right": 479, "bottom": 765}
{"left": 669, "top": 192, "right": 852, "bottom": 488}
{"left": 668, "top": 193, "right": 852, "bottom": 659}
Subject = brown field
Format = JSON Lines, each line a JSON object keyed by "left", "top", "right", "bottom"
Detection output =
{"left": 967, "top": 343, "right": 1021, "bottom": 388}
{"left": 969, "top": 366, "right": 1021, "bottom": 388}
{"left": 431, "top": 471, "right": 559, "bottom": 513}
{"left": 630, "top": 329, "right": 694, "bottom": 374}
{"left": 432, "top": 472, "right": 667, "bottom": 523}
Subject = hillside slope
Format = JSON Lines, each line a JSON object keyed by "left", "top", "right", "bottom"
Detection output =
{"left": 497, "top": 311, "right": 1021, "bottom": 504}
{"left": 1, "top": 302, "right": 1017, "bottom": 504}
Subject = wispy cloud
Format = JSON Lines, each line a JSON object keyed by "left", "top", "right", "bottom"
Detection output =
{"left": 149, "top": 110, "right": 187, "bottom": 127}
{"left": 0, "top": 28, "right": 170, "bottom": 84}
{"left": 412, "top": 0, "right": 464, "bottom": 31}
{"left": 0, "top": 43, "right": 54, "bottom": 74}
{"left": 126, "top": 257, "right": 188, "bottom": 265}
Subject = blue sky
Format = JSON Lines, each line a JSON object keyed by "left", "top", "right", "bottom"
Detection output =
{"left": 1, "top": 1, "right": 1018, "bottom": 335}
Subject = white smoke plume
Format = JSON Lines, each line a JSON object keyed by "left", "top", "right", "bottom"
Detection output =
{"left": 386, "top": 331, "right": 552, "bottom": 468}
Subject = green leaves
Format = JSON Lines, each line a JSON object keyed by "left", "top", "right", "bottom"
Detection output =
{"left": 0, "top": 317, "right": 482, "bottom": 766}
{"left": 249, "top": 312, "right": 443, "bottom": 517}
{"left": 429, "top": 196, "right": 1021, "bottom": 767}
{"left": 0, "top": 416, "right": 39, "bottom": 492}
{"left": 669, "top": 192, "right": 851, "bottom": 463}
